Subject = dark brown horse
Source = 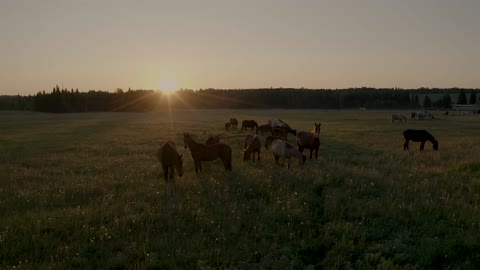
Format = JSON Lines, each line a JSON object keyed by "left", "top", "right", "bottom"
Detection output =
{"left": 184, "top": 133, "right": 232, "bottom": 174}
{"left": 205, "top": 136, "right": 220, "bottom": 145}
{"left": 264, "top": 135, "right": 285, "bottom": 149}
{"left": 256, "top": 124, "right": 272, "bottom": 135}
{"left": 230, "top": 118, "right": 238, "bottom": 129}
{"left": 243, "top": 134, "right": 261, "bottom": 161}
{"left": 242, "top": 120, "right": 258, "bottom": 131}
{"left": 156, "top": 140, "right": 184, "bottom": 181}
{"left": 272, "top": 127, "right": 297, "bottom": 140}
{"left": 403, "top": 129, "right": 438, "bottom": 151}
{"left": 296, "top": 123, "right": 321, "bottom": 160}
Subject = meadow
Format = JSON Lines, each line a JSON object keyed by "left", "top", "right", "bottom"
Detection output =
{"left": 1, "top": 109, "right": 480, "bottom": 269}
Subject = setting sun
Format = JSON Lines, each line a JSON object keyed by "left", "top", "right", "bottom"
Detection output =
{"left": 157, "top": 79, "right": 179, "bottom": 93}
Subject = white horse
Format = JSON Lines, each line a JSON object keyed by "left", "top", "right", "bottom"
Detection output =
{"left": 392, "top": 113, "right": 407, "bottom": 123}
{"left": 412, "top": 111, "right": 434, "bottom": 120}
{"left": 271, "top": 139, "right": 306, "bottom": 169}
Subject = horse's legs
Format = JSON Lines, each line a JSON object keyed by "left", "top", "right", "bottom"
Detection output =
{"left": 198, "top": 161, "right": 203, "bottom": 172}
{"left": 309, "top": 149, "right": 313, "bottom": 160}
{"left": 420, "top": 141, "right": 425, "bottom": 151}
{"left": 257, "top": 150, "right": 260, "bottom": 161}
{"left": 273, "top": 153, "right": 279, "bottom": 165}
{"left": 163, "top": 165, "right": 169, "bottom": 182}
{"left": 193, "top": 160, "right": 199, "bottom": 174}
{"left": 404, "top": 140, "right": 409, "bottom": 151}
{"left": 169, "top": 166, "right": 174, "bottom": 180}
{"left": 315, "top": 148, "right": 318, "bottom": 160}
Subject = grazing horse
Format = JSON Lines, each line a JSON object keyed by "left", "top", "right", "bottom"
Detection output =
{"left": 256, "top": 124, "right": 272, "bottom": 135}
{"left": 156, "top": 140, "right": 184, "bottom": 181}
{"left": 403, "top": 129, "right": 439, "bottom": 151}
{"left": 271, "top": 139, "right": 306, "bottom": 169}
{"left": 242, "top": 120, "right": 258, "bottom": 131}
{"left": 205, "top": 136, "right": 220, "bottom": 145}
{"left": 230, "top": 118, "right": 238, "bottom": 129}
{"left": 268, "top": 119, "right": 291, "bottom": 129}
{"left": 243, "top": 134, "right": 261, "bottom": 161}
{"left": 272, "top": 127, "right": 297, "bottom": 140}
{"left": 225, "top": 122, "right": 231, "bottom": 130}
{"left": 264, "top": 135, "right": 285, "bottom": 149}
{"left": 412, "top": 111, "right": 434, "bottom": 120}
{"left": 183, "top": 133, "right": 232, "bottom": 174}
{"left": 392, "top": 113, "right": 407, "bottom": 123}
{"left": 296, "top": 123, "right": 321, "bottom": 160}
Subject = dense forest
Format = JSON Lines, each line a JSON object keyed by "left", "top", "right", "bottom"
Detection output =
{"left": 0, "top": 86, "right": 478, "bottom": 112}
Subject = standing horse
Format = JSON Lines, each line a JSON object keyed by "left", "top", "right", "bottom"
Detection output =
{"left": 402, "top": 129, "right": 439, "bottom": 151}
{"left": 296, "top": 123, "right": 321, "bottom": 160}
{"left": 242, "top": 120, "right": 258, "bottom": 131}
{"left": 243, "top": 134, "right": 261, "bottom": 161}
{"left": 156, "top": 140, "right": 184, "bottom": 181}
{"left": 230, "top": 118, "right": 238, "bottom": 129}
{"left": 271, "top": 139, "right": 306, "bottom": 169}
{"left": 256, "top": 124, "right": 272, "bottom": 135}
{"left": 184, "top": 133, "right": 232, "bottom": 174}
{"left": 392, "top": 113, "right": 407, "bottom": 123}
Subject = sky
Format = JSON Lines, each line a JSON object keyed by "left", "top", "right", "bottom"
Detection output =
{"left": 1, "top": 0, "right": 479, "bottom": 95}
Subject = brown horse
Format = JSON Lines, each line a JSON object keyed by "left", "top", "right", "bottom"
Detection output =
{"left": 264, "top": 135, "right": 285, "bottom": 149}
{"left": 156, "top": 140, "right": 184, "bottom": 181}
{"left": 230, "top": 118, "right": 238, "bottom": 129}
{"left": 242, "top": 120, "right": 258, "bottom": 131}
{"left": 184, "top": 133, "right": 232, "bottom": 174}
{"left": 256, "top": 124, "right": 272, "bottom": 135}
{"left": 205, "top": 136, "right": 220, "bottom": 145}
{"left": 296, "top": 123, "right": 321, "bottom": 160}
{"left": 271, "top": 127, "right": 296, "bottom": 141}
{"left": 243, "top": 134, "right": 261, "bottom": 161}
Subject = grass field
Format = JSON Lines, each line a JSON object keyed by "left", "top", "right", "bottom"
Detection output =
{"left": 1, "top": 110, "right": 480, "bottom": 269}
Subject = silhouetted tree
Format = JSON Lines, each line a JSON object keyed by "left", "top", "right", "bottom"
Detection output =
{"left": 423, "top": 95, "right": 432, "bottom": 108}
{"left": 457, "top": 89, "right": 467, "bottom": 104}
{"left": 469, "top": 90, "right": 477, "bottom": 104}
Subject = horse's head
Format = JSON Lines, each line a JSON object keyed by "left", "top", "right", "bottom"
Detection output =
{"left": 433, "top": 140, "right": 439, "bottom": 151}
{"left": 313, "top": 123, "right": 321, "bottom": 139}
{"left": 242, "top": 148, "right": 250, "bottom": 161}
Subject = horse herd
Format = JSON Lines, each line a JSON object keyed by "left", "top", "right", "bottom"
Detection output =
{"left": 392, "top": 111, "right": 435, "bottom": 123}
{"left": 157, "top": 116, "right": 440, "bottom": 181}
{"left": 156, "top": 119, "right": 321, "bottom": 181}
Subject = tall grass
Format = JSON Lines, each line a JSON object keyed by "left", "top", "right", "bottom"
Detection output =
{"left": 1, "top": 110, "right": 479, "bottom": 269}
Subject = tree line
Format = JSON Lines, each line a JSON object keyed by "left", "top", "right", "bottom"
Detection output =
{"left": 0, "top": 86, "right": 478, "bottom": 112}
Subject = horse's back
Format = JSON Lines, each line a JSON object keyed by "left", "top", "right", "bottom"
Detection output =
{"left": 271, "top": 139, "right": 294, "bottom": 156}
{"left": 403, "top": 129, "right": 430, "bottom": 141}
{"left": 157, "top": 140, "right": 178, "bottom": 163}
{"left": 206, "top": 136, "right": 220, "bottom": 145}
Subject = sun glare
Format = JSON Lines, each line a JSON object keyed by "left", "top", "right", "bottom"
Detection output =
{"left": 158, "top": 79, "right": 179, "bottom": 93}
